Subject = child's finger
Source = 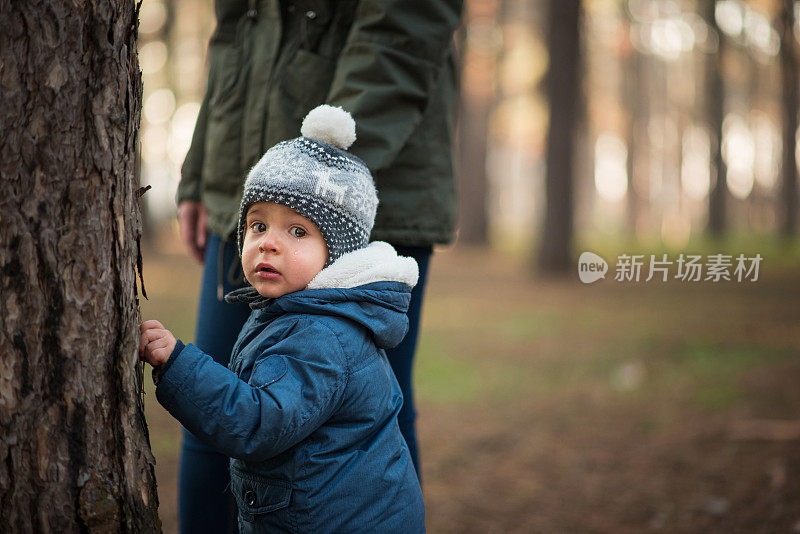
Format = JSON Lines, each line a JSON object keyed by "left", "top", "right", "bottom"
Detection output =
{"left": 147, "top": 336, "right": 170, "bottom": 353}
{"left": 144, "top": 337, "right": 173, "bottom": 366}
{"left": 139, "top": 328, "right": 154, "bottom": 347}
{"left": 140, "top": 319, "right": 165, "bottom": 332}
{"left": 138, "top": 330, "right": 150, "bottom": 355}
{"left": 139, "top": 328, "right": 163, "bottom": 356}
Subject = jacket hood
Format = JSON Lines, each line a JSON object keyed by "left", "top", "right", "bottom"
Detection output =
{"left": 256, "top": 242, "right": 419, "bottom": 349}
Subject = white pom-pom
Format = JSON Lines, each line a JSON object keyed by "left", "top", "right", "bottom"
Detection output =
{"left": 300, "top": 105, "right": 356, "bottom": 150}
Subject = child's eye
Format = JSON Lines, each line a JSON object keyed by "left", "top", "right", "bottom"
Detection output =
{"left": 289, "top": 227, "right": 307, "bottom": 238}
{"left": 250, "top": 222, "right": 266, "bottom": 233}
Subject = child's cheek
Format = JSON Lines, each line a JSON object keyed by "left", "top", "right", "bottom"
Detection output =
{"left": 241, "top": 246, "right": 256, "bottom": 284}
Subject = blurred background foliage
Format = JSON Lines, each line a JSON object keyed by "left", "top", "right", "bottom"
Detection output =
{"left": 137, "top": 0, "right": 800, "bottom": 531}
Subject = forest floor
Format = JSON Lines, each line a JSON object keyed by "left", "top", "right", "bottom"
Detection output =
{"left": 141, "top": 231, "right": 800, "bottom": 533}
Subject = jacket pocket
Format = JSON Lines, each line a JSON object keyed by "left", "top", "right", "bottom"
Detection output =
{"left": 203, "top": 38, "right": 249, "bottom": 201}
{"left": 230, "top": 466, "right": 292, "bottom": 523}
{"left": 280, "top": 48, "right": 335, "bottom": 120}
{"left": 207, "top": 41, "right": 243, "bottom": 109}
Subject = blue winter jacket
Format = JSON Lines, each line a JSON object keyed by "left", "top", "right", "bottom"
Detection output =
{"left": 155, "top": 242, "right": 424, "bottom": 533}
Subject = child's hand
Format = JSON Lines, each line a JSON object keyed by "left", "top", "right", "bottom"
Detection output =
{"left": 139, "top": 320, "right": 177, "bottom": 367}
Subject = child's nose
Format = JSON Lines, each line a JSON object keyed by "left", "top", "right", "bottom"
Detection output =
{"left": 258, "top": 230, "right": 280, "bottom": 253}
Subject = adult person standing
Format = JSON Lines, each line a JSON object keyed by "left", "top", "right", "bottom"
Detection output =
{"left": 175, "top": 1, "right": 464, "bottom": 532}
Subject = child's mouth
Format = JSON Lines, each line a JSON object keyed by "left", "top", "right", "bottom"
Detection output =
{"left": 256, "top": 264, "right": 280, "bottom": 279}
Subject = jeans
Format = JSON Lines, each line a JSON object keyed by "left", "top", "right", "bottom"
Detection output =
{"left": 386, "top": 245, "right": 431, "bottom": 474}
{"left": 178, "top": 233, "right": 250, "bottom": 534}
{"left": 177, "top": 233, "right": 431, "bottom": 534}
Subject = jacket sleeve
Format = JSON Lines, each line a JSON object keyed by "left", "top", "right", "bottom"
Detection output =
{"left": 325, "top": 0, "right": 463, "bottom": 172}
{"left": 155, "top": 322, "right": 348, "bottom": 462}
{"left": 175, "top": 84, "right": 211, "bottom": 205}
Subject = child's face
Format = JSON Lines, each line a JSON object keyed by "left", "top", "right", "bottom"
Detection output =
{"left": 241, "top": 202, "right": 328, "bottom": 298}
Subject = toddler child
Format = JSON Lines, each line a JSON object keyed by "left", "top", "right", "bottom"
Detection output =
{"left": 139, "top": 105, "right": 425, "bottom": 533}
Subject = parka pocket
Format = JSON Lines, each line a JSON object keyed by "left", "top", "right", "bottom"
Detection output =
{"left": 280, "top": 48, "right": 336, "bottom": 120}
{"left": 207, "top": 41, "right": 244, "bottom": 112}
{"left": 230, "top": 466, "right": 292, "bottom": 523}
{"left": 203, "top": 37, "right": 249, "bottom": 198}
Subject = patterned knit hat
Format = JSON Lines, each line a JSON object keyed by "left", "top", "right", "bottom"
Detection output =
{"left": 237, "top": 105, "right": 378, "bottom": 266}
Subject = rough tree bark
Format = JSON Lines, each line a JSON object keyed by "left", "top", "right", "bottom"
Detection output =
{"left": 538, "top": 0, "right": 581, "bottom": 274}
{"left": 0, "top": 1, "right": 161, "bottom": 532}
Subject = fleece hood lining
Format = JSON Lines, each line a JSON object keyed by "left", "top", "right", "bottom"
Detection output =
{"left": 307, "top": 241, "right": 419, "bottom": 290}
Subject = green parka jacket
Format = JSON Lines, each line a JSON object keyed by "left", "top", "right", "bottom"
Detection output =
{"left": 178, "top": 0, "right": 464, "bottom": 246}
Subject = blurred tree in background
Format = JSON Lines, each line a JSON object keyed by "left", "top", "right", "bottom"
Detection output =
{"left": 538, "top": 0, "right": 582, "bottom": 273}
{"left": 456, "top": 0, "right": 501, "bottom": 245}
{"left": 704, "top": 0, "right": 729, "bottom": 236}
{"left": 780, "top": 0, "right": 799, "bottom": 236}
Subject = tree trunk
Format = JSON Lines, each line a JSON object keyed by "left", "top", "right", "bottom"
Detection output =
{"left": 456, "top": 1, "right": 498, "bottom": 245}
{"left": 456, "top": 82, "right": 492, "bottom": 244}
{"left": 780, "top": 0, "right": 798, "bottom": 237}
{"left": 0, "top": 1, "right": 161, "bottom": 532}
{"left": 538, "top": 0, "right": 581, "bottom": 273}
{"left": 623, "top": 12, "right": 643, "bottom": 239}
{"left": 704, "top": 0, "right": 727, "bottom": 237}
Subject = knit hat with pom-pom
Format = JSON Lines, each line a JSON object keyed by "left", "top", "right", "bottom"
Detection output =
{"left": 236, "top": 105, "right": 378, "bottom": 266}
